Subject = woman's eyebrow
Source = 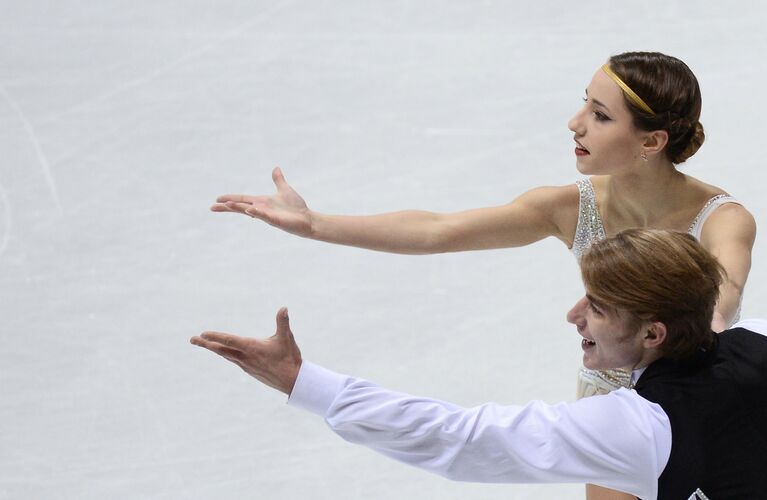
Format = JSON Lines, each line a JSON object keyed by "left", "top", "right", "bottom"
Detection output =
{"left": 585, "top": 89, "right": 612, "bottom": 114}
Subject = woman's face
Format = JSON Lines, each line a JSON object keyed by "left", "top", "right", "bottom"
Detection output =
{"left": 567, "top": 67, "right": 648, "bottom": 175}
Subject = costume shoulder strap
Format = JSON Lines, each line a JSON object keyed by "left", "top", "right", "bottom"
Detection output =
{"left": 571, "top": 178, "right": 606, "bottom": 261}
{"left": 687, "top": 194, "right": 742, "bottom": 240}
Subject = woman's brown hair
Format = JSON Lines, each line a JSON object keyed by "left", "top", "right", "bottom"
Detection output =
{"left": 608, "top": 52, "right": 704, "bottom": 164}
{"left": 580, "top": 229, "right": 725, "bottom": 360}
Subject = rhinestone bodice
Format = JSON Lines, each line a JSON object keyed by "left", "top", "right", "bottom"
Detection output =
{"left": 571, "top": 179, "right": 607, "bottom": 261}
{"left": 570, "top": 178, "right": 738, "bottom": 260}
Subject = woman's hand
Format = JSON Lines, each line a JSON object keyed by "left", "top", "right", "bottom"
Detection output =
{"left": 212, "top": 167, "right": 314, "bottom": 237}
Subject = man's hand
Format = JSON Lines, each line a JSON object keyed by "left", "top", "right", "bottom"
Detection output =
{"left": 190, "top": 307, "right": 302, "bottom": 395}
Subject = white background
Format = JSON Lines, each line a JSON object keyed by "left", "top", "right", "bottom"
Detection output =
{"left": 1, "top": 1, "right": 765, "bottom": 499}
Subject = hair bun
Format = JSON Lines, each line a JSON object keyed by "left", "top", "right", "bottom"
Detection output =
{"left": 670, "top": 119, "right": 704, "bottom": 164}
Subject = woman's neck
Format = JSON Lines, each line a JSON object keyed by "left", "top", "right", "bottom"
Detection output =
{"left": 602, "top": 160, "right": 687, "bottom": 228}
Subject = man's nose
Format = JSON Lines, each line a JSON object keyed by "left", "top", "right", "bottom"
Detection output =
{"left": 566, "top": 296, "right": 589, "bottom": 325}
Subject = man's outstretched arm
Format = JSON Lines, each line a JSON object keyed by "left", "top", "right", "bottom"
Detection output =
{"left": 190, "top": 309, "right": 669, "bottom": 499}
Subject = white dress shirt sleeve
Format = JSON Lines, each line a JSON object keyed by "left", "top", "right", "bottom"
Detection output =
{"left": 288, "top": 361, "right": 671, "bottom": 500}
{"left": 732, "top": 318, "right": 767, "bottom": 336}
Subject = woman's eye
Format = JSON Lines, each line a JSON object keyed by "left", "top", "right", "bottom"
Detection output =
{"left": 594, "top": 111, "right": 610, "bottom": 122}
{"left": 589, "top": 302, "right": 602, "bottom": 315}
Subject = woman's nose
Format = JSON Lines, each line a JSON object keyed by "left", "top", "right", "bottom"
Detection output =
{"left": 568, "top": 107, "right": 586, "bottom": 135}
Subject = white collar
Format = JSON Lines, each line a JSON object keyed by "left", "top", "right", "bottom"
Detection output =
{"left": 630, "top": 366, "right": 647, "bottom": 388}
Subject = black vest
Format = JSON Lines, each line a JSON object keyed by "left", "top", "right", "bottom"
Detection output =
{"left": 634, "top": 328, "right": 767, "bottom": 499}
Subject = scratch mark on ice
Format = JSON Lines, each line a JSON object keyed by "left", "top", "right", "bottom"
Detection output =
{"left": 0, "top": 84, "right": 62, "bottom": 213}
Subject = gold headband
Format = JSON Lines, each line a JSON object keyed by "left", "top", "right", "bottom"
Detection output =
{"left": 601, "top": 64, "right": 656, "bottom": 115}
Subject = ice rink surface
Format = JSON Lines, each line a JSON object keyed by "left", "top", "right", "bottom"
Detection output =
{"left": 1, "top": 1, "right": 766, "bottom": 498}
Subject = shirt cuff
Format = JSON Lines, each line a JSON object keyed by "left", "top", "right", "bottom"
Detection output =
{"left": 287, "top": 361, "right": 348, "bottom": 416}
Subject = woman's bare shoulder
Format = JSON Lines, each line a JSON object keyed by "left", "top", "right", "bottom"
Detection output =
{"left": 683, "top": 174, "right": 732, "bottom": 198}
{"left": 515, "top": 183, "right": 581, "bottom": 214}
{"left": 514, "top": 183, "right": 581, "bottom": 246}
{"left": 700, "top": 203, "right": 757, "bottom": 247}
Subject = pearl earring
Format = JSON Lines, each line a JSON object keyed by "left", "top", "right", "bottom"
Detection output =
{"left": 641, "top": 151, "right": 648, "bottom": 162}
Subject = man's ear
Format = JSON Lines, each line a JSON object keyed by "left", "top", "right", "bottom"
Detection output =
{"left": 642, "top": 130, "right": 669, "bottom": 157}
{"left": 643, "top": 321, "right": 667, "bottom": 349}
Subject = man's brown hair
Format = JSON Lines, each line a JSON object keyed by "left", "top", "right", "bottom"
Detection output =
{"left": 581, "top": 229, "right": 725, "bottom": 359}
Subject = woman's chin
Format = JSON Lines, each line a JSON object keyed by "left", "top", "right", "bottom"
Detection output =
{"left": 575, "top": 159, "right": 595, "bottom": 175}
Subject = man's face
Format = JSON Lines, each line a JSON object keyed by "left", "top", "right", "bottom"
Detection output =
{"left": 566, "top": 294, "right": 647, "bottom": 371}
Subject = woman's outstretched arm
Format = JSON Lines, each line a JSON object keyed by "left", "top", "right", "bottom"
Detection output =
{"left": 212, "top": 168, "right": 579, "bottom": 254}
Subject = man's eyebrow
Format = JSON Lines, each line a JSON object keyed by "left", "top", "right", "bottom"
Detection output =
{"left": 585, "top": 294, "right": 608, "bottom": 310}
{"left": 585, "top": 89, "right": 612, "bottom": 114}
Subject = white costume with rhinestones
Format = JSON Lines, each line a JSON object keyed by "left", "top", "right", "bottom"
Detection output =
{"left": 571, "top": 178, "right": 742, "bottom": 397}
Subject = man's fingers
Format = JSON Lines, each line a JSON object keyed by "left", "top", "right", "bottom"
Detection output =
{"left": 190, "top": 335, "right": 243, "bottom": 360}
{"left": 197, "top": 331, "right": 246, "bottom": 351}
{"left": 275, "top": 307, "right": 293, "bottom": 338}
